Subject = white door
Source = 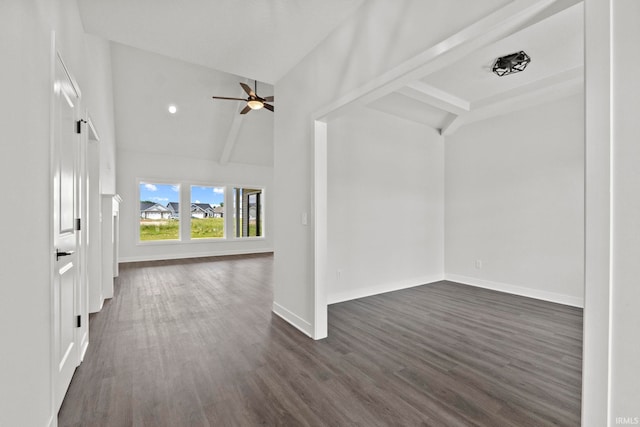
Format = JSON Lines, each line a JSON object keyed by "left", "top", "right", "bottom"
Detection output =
{"left": 52, "top": 52, "right": 81, "bottom": 411}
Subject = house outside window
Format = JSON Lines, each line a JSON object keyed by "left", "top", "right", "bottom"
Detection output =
{"left": 190, "top": 186, "right": 225, "bottom": 239}
{"left": 139, "top": 182, "right": 180, "bottom": 241}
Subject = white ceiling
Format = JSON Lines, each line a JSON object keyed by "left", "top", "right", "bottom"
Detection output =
{"left": 423, "top": 4, "right": 583, "bottom": 103}
{"left": 110, "top": 43, "right": 274, "bottom": 166}
{"left": 85, "top": 0, "right": 365, "bottom": 167}
{"left": 371, "top": 1, "right": 584, "bottom": 133}
{"left": 81, "top": 0, "right": 584, "bottom": 164}
{"left": 77, "top": 0, "right": 365, "bottom": 84}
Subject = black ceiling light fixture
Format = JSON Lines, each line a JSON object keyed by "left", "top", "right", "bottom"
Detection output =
{"left": 492, "top": 51, "right": 531, "bottom": 77}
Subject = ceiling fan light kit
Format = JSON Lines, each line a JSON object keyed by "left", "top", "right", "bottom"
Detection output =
{"left": 211, "top": 80, "right": 274, "bottom": 114}
{"left": 492, "top": 51, "right": 531, "bottom": 77}
{"left": 247, "top": 99, "right": 264, "bottom": 110}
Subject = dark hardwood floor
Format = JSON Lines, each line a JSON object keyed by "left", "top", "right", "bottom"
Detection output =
{"left": 58, "top": 254, "right": 582, "bottom": 426}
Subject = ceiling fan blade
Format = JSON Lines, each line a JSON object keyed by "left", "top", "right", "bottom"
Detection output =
{"left": 240, "top": 105, "right": 252, "bottom": 114}
{"left": 263, "top": 96, "right": 274, "bottom": 102}
{"left": 239, "top": 82, "right": 256, "bottom": 98}
{"left": 212, "top": 96, "right": 247, "bottom": 101}
{"left": 263, "top": 103, "right": 274, "bottom": 112}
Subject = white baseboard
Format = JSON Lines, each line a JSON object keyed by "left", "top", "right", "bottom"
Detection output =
{"left": 444, "top": 273, "right": 584, "bottom": 308}
{"left": 89, "top": 296, "right": 104, "bottom": 314}
{"left": 272, "top": 302, "right": 313, "bottom": 338}
{"left": 327, "top": 275, "right": 445, "bottom": 305}
{"left": 119, "top": 248, "right": 274, "bottom": 263}
{"left": 80, "top": 339, "right": 89, "bottom": 362}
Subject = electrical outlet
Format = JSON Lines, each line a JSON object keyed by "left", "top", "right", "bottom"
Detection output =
{"left": 475, "top": 260, "right": 482, "bottom": 269}
{"left": 336, "top": 269, "right": 342, "bottom": 280}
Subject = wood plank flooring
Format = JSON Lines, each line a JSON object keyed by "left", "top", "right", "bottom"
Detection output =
{"left": 58, "top": 254, "right": 582, "bottom": 426}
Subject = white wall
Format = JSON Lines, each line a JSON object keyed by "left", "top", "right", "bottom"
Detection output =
{"left": 583, "top": 0, "right": 640, "bottom": 422}
{"left": 445, "top": 94, "right": 584, "bottom": 306}
{"left": 83, "top": 34, "right": 117, "bottom": 194}
{"left": 609, "top": 0, "right": 640, "bottom": 419}
{"left": 117, "top": 149, "right": 273, "bottom": 261}
{"left": 327, "top": 108, "right": 444, "bottom": 304}
{"left": 274, "top": 0, "right": 510, "bottom": 336}
{"left": 0, "top": 1, "right": 117, "bottom": 425}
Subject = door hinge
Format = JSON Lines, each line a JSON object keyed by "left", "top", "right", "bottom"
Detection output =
{"left": 75, "top": 218, "right": 81, "bottom": 231}
{"left": 76, "top": 119, "right": 87, "bottom": 134}
{"left": 76, "top": 315, "right": 82, "bottom": 328}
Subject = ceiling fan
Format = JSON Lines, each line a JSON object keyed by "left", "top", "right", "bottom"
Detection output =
{"left": 211, "top": 81, "right": 274, "bottom": 114}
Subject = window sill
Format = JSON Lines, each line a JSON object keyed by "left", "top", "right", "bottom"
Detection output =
{"left": 136, "top": 236, "right": 266, "bottom": 245}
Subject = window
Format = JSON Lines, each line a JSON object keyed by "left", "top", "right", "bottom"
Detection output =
{"left": 233, "top": 187, "right": 264, "bottom": 238}
{"left": 190, "top": 186, "right": 225, "bottom": 239}
{"left": 137, "top": 182, "right": 265, "bottom": 243}
{"left": 139, "top": 182, "right": 180, "bottom": 241}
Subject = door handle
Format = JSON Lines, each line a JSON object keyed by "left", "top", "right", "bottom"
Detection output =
{"left": 56, "top": 249, "right": 75, "bottom": 261}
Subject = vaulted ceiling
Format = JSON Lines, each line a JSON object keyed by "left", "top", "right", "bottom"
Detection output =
{"left": 78, "top": 0, "right": 583, "bottom": 163}
{"left": 78, "top": 0, "right": 365, "bottom": 84}
{"left": 79, "top": 0, "right": 366, "bottom": 165}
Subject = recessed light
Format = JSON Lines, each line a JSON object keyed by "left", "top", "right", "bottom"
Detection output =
{"left": 168, "top": 105, "right": 177, "bottom": 114}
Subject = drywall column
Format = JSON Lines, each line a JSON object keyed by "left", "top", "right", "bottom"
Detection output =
{"left": 101, "top": 194, "right": 121, "bottom": 300}
{"left": 609, "top": 0, "right": 640, "bottom": 421}
{"left": 582, "top": 0, "right": 611, "bottom": 422}
{"left": 583, "top": 0, "right": 640, "bottom": 424}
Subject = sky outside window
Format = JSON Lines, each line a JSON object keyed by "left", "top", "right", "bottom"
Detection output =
{"left": 140, "top": 183, "right": 180, "bottom": 204}
{"left": 191, "top": 186, "right": 224, "bottom": 205}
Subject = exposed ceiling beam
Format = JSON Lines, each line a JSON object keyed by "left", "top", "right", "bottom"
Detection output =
{"left": 398, "top": 81, "right": 470, "bottom": 115}
{"left": 314, "top": 0, "right": 560, "bottom": 121}
{"left": 440, "top": 113, "right": 464, "bottom": 136}
{"left": 219, "top": 85, "right": 249, "bottom": 165}
{"left": 442, "top": 67, "right": 583, "bottom": 135}
{"left": 514, "top": 0, "right": 583, "bottom": 36}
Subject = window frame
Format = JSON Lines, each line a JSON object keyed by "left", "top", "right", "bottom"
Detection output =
{"left": 137, "top": 179, "right": 182, "bottom": 244}
{"left": 231, "top": 186, "right": 266, "bottom": 240}
{"left": 189, "top": 184, "right": 226, "bottom": 241}
{"left": 135, "top": 180, "right": 267, "bottom": 245}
